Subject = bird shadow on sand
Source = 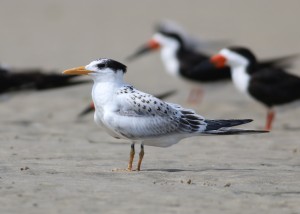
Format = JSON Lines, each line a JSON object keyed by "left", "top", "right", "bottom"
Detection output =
{"left": 143, "top": 168, "right": 257, "bottom": 173}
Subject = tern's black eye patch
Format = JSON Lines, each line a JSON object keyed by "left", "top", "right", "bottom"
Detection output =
{"left": 97, "top": 63, "right": 106, "bottom": 69}
{"left": 95, "top": 58, "right": 127, "bottom": 73}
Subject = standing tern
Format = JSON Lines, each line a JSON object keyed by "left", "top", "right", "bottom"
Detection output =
{"left": 63, "top": 58, "right": 266, "bottom": 171}
{"left": 210, "top": 47, "right": 300, "bottom": 130}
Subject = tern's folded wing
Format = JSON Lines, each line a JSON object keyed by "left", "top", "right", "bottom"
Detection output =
{"left": 109, "top": 86, "right": 206, "bottom": 139}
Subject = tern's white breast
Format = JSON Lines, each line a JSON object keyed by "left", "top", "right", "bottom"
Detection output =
{"left": 92, "top": 81, "right": 126, "bottom": 139}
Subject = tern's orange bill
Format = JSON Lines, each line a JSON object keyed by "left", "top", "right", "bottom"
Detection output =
{"left": 62, "top": 66, "right": 91, "bottom": 75}
{"left": 210, "top": 54, "right": 227, "bottom": 68}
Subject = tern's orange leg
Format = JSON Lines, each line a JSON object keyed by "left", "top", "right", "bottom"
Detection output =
{"left": 136, "top": 144, "right": 144, "bottom": 171}
{"left": 112, "top": 144, "right": 135, "bottom": 172}
{"left": 127, "top": 143, "right": 135, "bottom": 171}
{"left": 187, "top": 87, "right": 204, "bottom": 105}
{"left": 265, "top": 109, "right": 275, "bottom": 131}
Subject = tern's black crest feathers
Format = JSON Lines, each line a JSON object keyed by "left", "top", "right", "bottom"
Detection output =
{"left": 97, "top": 58, "right": 127, "bottom": 73}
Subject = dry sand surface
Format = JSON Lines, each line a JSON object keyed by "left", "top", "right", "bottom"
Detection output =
{"left": 1, "top": 1, "right": 300, "bottom": 213}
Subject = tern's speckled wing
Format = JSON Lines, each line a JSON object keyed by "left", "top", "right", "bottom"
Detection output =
{"left": 109, "top": 85, "right": 206, "bottom": 139}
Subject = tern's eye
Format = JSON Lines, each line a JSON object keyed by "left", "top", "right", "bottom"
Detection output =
{"left": 97, "top": 63, "right": 106, "bottom": 69}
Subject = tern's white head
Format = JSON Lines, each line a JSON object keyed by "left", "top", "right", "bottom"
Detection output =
{"left": 210, "top": 47, "right": 257, "bottom": 93}
{"left": 63, "top": 58, "right": 127, "bottom": 82}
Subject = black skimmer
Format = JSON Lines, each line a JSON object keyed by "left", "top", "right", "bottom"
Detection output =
{"left": 0, "top": 64, "right": 89, "bottom": 95}
{"left": 127, "top": 21, "right": 231, "bottom": 103}
{"left": 210, "top": 47, "right": 300, "bottom": 130}
{"left": 127, "top": 21, "right": 297, "bottom": 103}
{"left": 63, "top": 58, "right": 266, "bottom": 171}
{"left": 78, "top": 90, "right": 177, "bottom": 117}
{"left": 127, "top": 21, "right": 231, "bottom": 81}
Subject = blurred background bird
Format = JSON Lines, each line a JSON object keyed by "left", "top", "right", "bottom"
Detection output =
{"left": 210, "top": 47, "right": 299, "bottom": 130}
{"left": 0, "top": 63, "right": 89, "bottom": 97}
{"left": 126, "top": 20, "right": 297, "bottom": 105}
{"left": 127, "top": 20, "right": 230, "bottom": 104}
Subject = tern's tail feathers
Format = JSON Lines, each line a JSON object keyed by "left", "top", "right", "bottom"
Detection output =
{"left": 203, "top": 119, "right": 267, "bottom": 135}
{"left": 205, "top": 119, "right": 252, "bottom": 130}
{"left": 204, "top": 128, "right": 268, "bottom": 135}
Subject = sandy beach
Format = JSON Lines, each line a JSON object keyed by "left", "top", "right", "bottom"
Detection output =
{"left": 0, "top": 1, "right": 300, "bottom": 213}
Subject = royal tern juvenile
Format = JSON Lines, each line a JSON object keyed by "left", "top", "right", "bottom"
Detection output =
{"left": 127, "top": 21, "right": 296, "bottom": 103}
{"left": 78, "top": 90, "right": 177, "bottom": 117}
{"left": 210, "top": 47, "right": 300, "bottom": 130}
{"left": 63, "top": 58, "right": 266, "bottom": 171}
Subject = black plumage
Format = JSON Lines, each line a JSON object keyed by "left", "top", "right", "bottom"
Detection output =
{"left": 226, "top": 47, "right": 300, "bottom": 108}
{"left": 248, "top": 68, "right": 300, "bottom": 107}
{"left": 176, "top": 46, "right": 231, "bottom": 82}
{"left": 0, "top": 66, "right": 89, "bottom": 94}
